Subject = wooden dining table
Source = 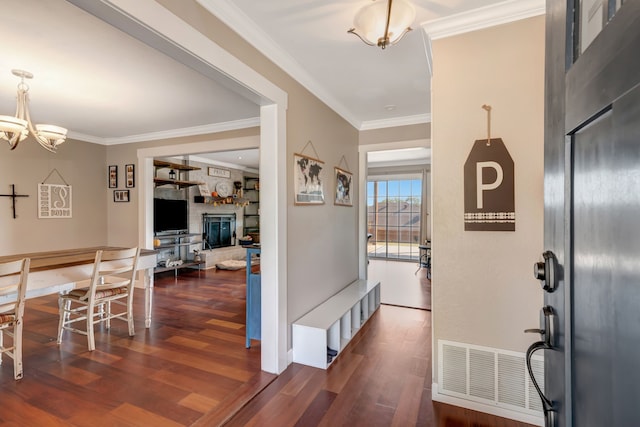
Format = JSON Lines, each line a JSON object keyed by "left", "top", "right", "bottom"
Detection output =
{"left": 0, "top": 246, "right": 157, "bottom": 327}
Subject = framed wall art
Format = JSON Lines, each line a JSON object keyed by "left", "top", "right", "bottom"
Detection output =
{"left": 108, "top": 165, "right": 118, "bottom": 188}
{"left": 294, "top": 153, "right": 325, "bottom": 205}
{"left": 125, "top": 164, "right": 135, "bottom": 188}
{"left": 113, "top": 189, "right": 130, "bottom": 203}
{"left": 334, "top": 167, "right": 353, "bottom": 207}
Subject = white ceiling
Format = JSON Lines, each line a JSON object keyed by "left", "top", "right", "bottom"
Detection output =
{"left": 0, "top": 0, "right": 259, "bottom": 144}
{"left": 1, "top": 0, "right": 539, "bottom": 168}
{"left": 207, "top": 0, "right": 510, "bottom": 129}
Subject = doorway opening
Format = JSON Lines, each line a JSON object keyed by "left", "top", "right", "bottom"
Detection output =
{"left": 367, "top": 176, "right": 423, "bottom": 261}
{"left": 362, "top": 144, "right": 431, "bottom": 310}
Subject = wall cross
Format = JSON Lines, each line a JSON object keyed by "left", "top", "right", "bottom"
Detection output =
{"left": 0, "top": 184, "right": 29, "bottom": 219}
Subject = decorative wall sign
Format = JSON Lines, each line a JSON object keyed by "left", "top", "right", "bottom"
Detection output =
{"left": 108, "top": 165, "right": 118, "bottom": 188}
{"left": 334, "top": 167, "right": 353, "bottom": 207}
{"left": 198, "top": 182, "right": 211, "bottom": 197}
{"left": 294, "top": 153, "right": 325, "bottom": 205}
{"left": 38, "top": 184, "right": 72, "bottom": 218}
{"left": 208, "top": 167, "right": 230, "bottom": 178}
{"left": 125, "top": 164, "right": 135, "bottom": 188}
{"left": 113, "top": 189, "right": 130, "bottom": 202}
{"left": 464, "top": 138, "right": 515, "bottom": 231}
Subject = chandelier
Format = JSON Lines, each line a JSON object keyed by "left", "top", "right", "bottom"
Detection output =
{"left": 348, "top": 0, "right": 415, "bottom": 49}
{"left": 0, "top": 69, "right": 67, "bottom": 153}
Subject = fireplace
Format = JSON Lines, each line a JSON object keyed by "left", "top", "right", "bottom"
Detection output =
{"left": 202, "top": 213, "right": 236, "bottom": 249}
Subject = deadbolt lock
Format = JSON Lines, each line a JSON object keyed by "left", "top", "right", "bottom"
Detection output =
{"left": 534, "top": 251, "right": 558, "bottom": 293}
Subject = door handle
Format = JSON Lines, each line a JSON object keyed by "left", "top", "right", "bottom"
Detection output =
{"left": 534, "top": 251, "right": 558, "bottom": 292}
{"left": 524, "top": 306, "right": 556, "bottom": 348}
{"left": 525, "top": 306, "right": 556, "bottom": 427}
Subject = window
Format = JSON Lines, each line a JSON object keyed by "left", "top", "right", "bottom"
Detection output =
{"left": 367, "top": 176, "right": 422, "bottom": 261}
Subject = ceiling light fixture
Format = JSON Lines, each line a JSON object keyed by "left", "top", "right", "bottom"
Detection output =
{"left": 348, "top": 0, "right": 415, "bottom": 49}
{"left": 0, "top": 69, "right": 67, "bottom": 153}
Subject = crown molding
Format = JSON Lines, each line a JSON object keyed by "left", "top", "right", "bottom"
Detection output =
{"left": 197, "top": 0, "right": 361, "bottom": 129}
{"left": 68, "top": 117, "right": 260, "bottom": 145}
{"left": 359, "top": 113, "right": 431, "bottom": 131}
{"left": 421, "top": 0, "right": 545, "bottom": 41}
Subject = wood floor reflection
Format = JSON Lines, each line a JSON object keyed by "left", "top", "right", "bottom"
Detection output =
{"left": 0, "top": 268, "right": 270, "bottom": 426}
{"left": 1, "top": 266, "right": 534, "bottom": 426}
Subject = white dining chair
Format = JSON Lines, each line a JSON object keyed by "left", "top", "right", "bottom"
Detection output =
{"left": 57, "top": 247, "right": 140, "bottom": 351}
{"left": 0, "top": 257, "right": 30, "bottom": 380}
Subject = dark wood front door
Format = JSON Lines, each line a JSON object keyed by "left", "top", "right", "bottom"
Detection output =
{"left": 544, "top": 1, "right": 640, "bottom": 426}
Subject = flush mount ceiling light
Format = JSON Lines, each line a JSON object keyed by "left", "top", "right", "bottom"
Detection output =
{"left": 348, "top": 0, "right": 416, "bottom": 49}
{"left": 0, "top": 69, "right": 67, "bottom": 153}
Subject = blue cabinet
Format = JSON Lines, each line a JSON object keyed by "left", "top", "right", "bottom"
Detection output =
{"left": 245, "top": 246, "right": 261, "bottom": 348}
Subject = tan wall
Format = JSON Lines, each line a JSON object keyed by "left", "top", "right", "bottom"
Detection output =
{"left": 131, "top": 1, "right": 360, "bottom": 329}
{"left": 431, "top": 16, "right": 545, "bottom": 383}
{"left": 0, "top": 137, "right": 107, "bottom": 255}
{"left": 359, "top": 123, "right": 430, "bottom": 146}
{"left": 104, "top": 128, "right": 259, "bottom": 248}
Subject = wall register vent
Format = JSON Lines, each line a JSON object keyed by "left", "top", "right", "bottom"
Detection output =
{"left": 438, "top": 340, "right": 544, "bottom": 417}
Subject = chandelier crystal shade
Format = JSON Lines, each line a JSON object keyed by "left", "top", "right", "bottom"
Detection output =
{"left": 0, "top": 69, "right": 67, "bottom": 152}
{"left": 348, "top": 0, "right": 415, "bottom": 49}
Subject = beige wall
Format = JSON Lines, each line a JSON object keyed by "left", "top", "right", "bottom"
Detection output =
{"left": 359, "top": 123, "right": 430, "bottom": 146}
{"left": 104, "top": 128, "right": 259, "bottom": 248}
{"left": 125, "top": 1, "right": 360, "bottom": 332}
{"left": 0, "top": 138, "right": 107, "bottom": 255}
{"left": 431, "top": 16, "right": 545, "bottom": 383}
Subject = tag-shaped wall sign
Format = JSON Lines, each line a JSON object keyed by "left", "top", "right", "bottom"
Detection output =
{"left": 463, "top": 138, "right": 515, "bottom": 231}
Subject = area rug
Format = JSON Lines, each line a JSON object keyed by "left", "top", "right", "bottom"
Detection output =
{"left": 215, "top": 258, "right": 260, "bottom": 270}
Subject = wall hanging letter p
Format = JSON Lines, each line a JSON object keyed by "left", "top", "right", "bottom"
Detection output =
{"left": 464, "top": 139, "right": 515, "bottom": 231}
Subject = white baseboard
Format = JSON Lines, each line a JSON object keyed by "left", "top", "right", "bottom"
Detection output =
{"left": 287, "top": 348, "right": 293, "bottom": 365}
{"left": 432, "top": 383, "right": 544, "bottom": 426}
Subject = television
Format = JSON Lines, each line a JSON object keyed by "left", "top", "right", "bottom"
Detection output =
{"left": 154, "top": 198, "right": 188, "bottom": 232}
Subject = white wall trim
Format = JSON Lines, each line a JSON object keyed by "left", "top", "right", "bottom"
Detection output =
{"left": 421, "top": 0, "right": 545, "bottom": 41}
{"left": 359, "top": 139, "right": 431, "bottom": 153}
{"left": 432, "top": 383, "right": 544, "bottom": 426}
{"left": 97, "top": 0, "right": 288, "bottom": 375}
{"left": 69, "top": 117, "right": 261, "bottom": 145}
{"left": 358, "top": 138, "right": 430, "bottom": 279}
{"left": 359, "top": 114, "right": 432, "bottom": 131}
{"left": 188, "top": 155, "right": 259, "bottom": 174}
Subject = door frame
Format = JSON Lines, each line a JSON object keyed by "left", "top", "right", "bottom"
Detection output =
{"left": 358, "top": 139, "right": 430, "bottom": 279}
{"left": 75, "top": 0, "right": 290, "bottom": 374}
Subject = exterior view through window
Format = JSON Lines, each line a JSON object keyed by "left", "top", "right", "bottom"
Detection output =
{"left": 367, "top": 177, "right": 422, "bottom": 261}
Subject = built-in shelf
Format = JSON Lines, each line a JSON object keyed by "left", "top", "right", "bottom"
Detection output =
{"left": 292, "top": 279, "right": 381, "bottom": 369}
{"left": 193, "top": 195, "right": 244, "bottom": 205}
{"left": 153, "top": 160, "right": 202, "bottom": 188}
{"left": 154, "top": 178, "right": 203, "bottom": 188}
{"left": 153, "top": 160, "right": 200, "bottom": 171}
{"left": 243, "top": 177, "right": 259, "bottom": 240}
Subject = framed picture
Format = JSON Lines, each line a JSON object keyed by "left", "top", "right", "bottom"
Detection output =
{"left": 294, "top": 153, "right": 325, "bottom": 205}
{"left": 125, "top": 164, "right": 135, "bottom": 188}
{"left": 208, "top": 167, "right": 231, "bottom": 178}
{"left": 334, "top": 167, "right": 353, "bottom": 207}
{"left": 113, "top": 189, "right": 130, "bottom": 203}
{"left": 108, "top": 165, "right": 118, "bottom": 188}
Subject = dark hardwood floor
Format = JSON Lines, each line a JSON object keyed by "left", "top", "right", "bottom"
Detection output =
{"left": 1, "top": 266, "right": 535, "bottom": 426}
{"left": 0, "top": 267, "right": 270, "bottom": 426}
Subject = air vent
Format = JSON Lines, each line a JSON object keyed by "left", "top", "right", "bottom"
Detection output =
{"left": 438, "top": 340, "right": 544, "bottom": 416}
